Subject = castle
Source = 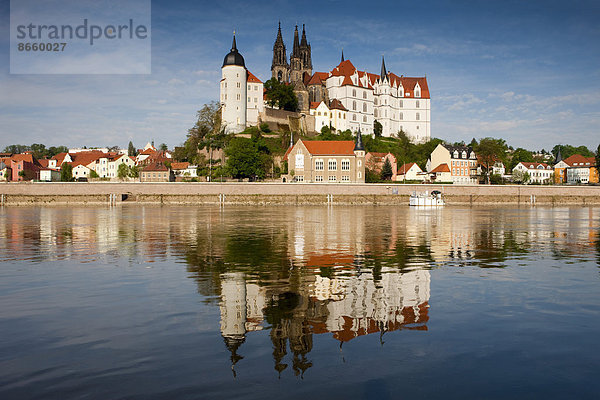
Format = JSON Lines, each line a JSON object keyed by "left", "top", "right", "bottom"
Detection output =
{"left": 220, "top": 24, "right": 431, "bottom": 142}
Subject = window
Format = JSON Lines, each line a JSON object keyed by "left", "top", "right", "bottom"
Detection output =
{"left": 358, "top": 160, "right": 362, "bottom": 167}
{"left": 236, "top": 94, "right": 240, "bottom": 100}
{"left": 416, "top": 112, "right": 420, "bottom": 121}
{"left": 296, "top": 176, "right": 304, "bottom": 182}
{"left": 341, "top": 159, "right": 350, "bottom": 171}
{"left": 353, "top": 114, "right": 357, "bottom": 121}
{"left": 363, "top": 116, "right": 367, "bottom": 122}
{"left": 315, "top": 175, "right": 323, "bottom": 182}
{"left": 399, "top": 100, "right": 403, "bottom": 108}
{"left": 341, "top": 175, "right": 350, "bottom": 182}
{"left": 399, "top": 112, "right": 403, "bottom": 120}
{"left": 416, "top": 100, "right": 420, "bottom": 108}
{"left": 237, "top": 82, "right": 240, "bottom": 88}
{"left": 374, "top": 98, "right": 378, "bottom": 105}
{"left": 328, "top": 175, "right": 337, "bottom": 182}
{"left": 328, "top": 159, "right": 337, "bottom": 171}
{"left": 295, "top": 153, "right": 304, "bottom": 169}
{"left": 352, "top": 89, "right": 356, "bottom": 97}
{"left": 248, "top": 97, "right": 251, "bottom": 102}
{"left": 353, "top": 101, "right": 357, "bottom": 111}
{"left": 416, "top": 90, "right": 420, "bottom": 97}
{"left": 363, "top": 92, "right": 367, "bottom": 99}
{"left": 363, "top": 103, "right": 367, "bottom": 112}
{"left": 315, "top": 159, "right": 324, "bottom": 171}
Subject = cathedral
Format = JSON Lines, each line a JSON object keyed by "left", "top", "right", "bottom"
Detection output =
{"left": 220, "top": 24, "right": 431, "bottom": 142}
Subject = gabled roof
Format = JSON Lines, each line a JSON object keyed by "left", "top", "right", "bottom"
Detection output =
{"left": 307, "top": 71, "right": 328, "bottom": 85}
{"left": 247, "top": 70, "right": 262, "bottom": 83}
{"left": 69, "top": 151, "right": 106, "bottom": 167}
{"left": 563, "top": 154, "right": 595, "bottom": 167}
{"left": 11, "top": 153, "right": 37, "bottom": 164}
{"left": 518, "top": 162, "right": 550, "bottom": 170}
{"left": 309, "top": 101, "right": 323, "bottom": 110}
{"left": 331, "top": 59, "right": 356, "bottom": 77}
{"left": 329, "top": 98, "right": 347, "bottom": 111}
{"left": 398, "top": 162, "right": 421, "bottom": 174}
{"left": 431, "top": 163, "right": 450, "bottom": 173}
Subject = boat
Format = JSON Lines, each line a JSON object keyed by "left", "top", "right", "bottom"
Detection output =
{"left": 409, "top": 190, "right": 445, "bottom": 206}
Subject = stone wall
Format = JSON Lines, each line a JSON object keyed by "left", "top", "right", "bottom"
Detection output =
{"left": 1, "top": 182, "right": 599, "bottom": 206}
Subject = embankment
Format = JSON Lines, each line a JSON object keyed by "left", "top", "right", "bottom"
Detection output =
{"left": 1, "top": 182, "right": 599, "bottom": 206}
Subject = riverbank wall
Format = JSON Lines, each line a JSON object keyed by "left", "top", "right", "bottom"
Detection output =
{"left": 1, "top": 182, "right": 599, "bottom": 206}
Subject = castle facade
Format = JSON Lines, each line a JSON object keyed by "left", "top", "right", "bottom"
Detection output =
{"left": 220, "top": 25, "right": 431, "bottom": 142}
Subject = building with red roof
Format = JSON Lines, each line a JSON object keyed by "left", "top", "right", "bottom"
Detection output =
{"left": 283, "top": 132, "right": 366, "bottom": 183}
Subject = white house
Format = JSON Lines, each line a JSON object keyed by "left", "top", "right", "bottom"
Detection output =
{"left": 512, "top": 162, "right": 552, "bottom": 184}
{"left": 396, "top": 162, "right": 425, "bottom": 182}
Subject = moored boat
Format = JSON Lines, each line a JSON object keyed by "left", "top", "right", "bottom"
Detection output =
{"left": 409, "top": 190, "right": 445, "bottom": 206}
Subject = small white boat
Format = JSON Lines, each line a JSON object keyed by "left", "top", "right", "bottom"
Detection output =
{"left": 409, "top": 190, "right": 445, "bottom": 206}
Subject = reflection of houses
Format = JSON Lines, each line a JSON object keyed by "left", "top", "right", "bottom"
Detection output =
{"left": 309, "top": 269, "right": 430, "bottom": 341}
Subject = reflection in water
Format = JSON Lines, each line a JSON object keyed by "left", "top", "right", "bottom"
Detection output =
{"left": 1, "top": 205, "right": 599, "bottom": 379}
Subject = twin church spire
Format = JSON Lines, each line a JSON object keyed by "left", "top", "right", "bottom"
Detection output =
{"left": 271, "top": 23, "right": 312, "bottom": 83}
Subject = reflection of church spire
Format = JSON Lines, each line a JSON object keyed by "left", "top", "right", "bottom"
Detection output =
{"left": 223, "top": 335, "right": 245, "bottom": 378}
{"left": 271, "top": 327, "right": 288, "bottom": 378}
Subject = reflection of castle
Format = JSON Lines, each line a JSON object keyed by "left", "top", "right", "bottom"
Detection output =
{"left": 217, "top": 265, "right": 430, "bottom": 376}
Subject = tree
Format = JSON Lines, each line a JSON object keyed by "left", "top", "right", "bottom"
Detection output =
{"left": 30, "top": 143, "right": 47, "bottom": 159}
{"left": 107, "top": 145, "right": 120, "bottom": 152}
{"left": 128, "top": 165, "right": 139, "bottom": 178}
{"left": 128, "top": 141, "right": 137, "bottom": 157}
{"left": 48, "top": 146, "right": 68, "bottom": 157}
{"left": 596, "top": 144, "right": 600, "bottom": 167}
{"left": 3, "top": 144, "right": 29, "bottom": 154}
{"left": 89, "top": 170, "right": 99, "bottom": 179}
{"left": 512, "top": 170, "right": 529, "bottom": 184}
{"left": 374, "top": 120, "right": 383, "bottom": 137}
{"left": 159, "top": 143, "right": 168, "bottom": 151}
{"left": 60, "top": 163, "right": 73, "bottom": 182}
{"left": 264, "top": 78, "right": 298, "bottom": 111}
{"left": 117, "top": 163, "right": 129, "bottom": 180}
{"left": 381, "top": 158, "right": 393, "bottom": 180}
{"left": 475, "top": 137, "right": 507, "bottom": 184}
{"left": 509, "top": 147, "right": 534, "bottom": 171}
{"left": 225, "top": 137, "right": 262, "bottom": 179}
{"left": 552, "top": 144, "right": 594, "bottom": 160}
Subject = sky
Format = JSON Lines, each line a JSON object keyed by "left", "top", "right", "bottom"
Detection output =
{"left": 1, "top": 0, "right": 599, "bottom": 152}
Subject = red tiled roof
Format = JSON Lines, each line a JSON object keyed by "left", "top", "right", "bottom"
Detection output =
{"left": 329, "top": 99, "right": 347, "bottom": 111}
{"left": 69, "top": 151, "right": 105, "bottom": 167}
{"left": 11, "top": 153, "right": 35, "bottom": 163}
{"left": 142, "top": 162, "right": 169, "bottom": 172}
{"left": 563, "top": 154, "right": 595, "bottom": 167}
{"left": 519, "top": 162, "right": 550, "bottom": 170}
{"left": 303, "top": 140, "right": 356, "bottom": 156}
{"left": 171, "top": 162, "right": 190, "bottom": 170}
{"left": 331, "top": 59, "right": 357, "bottom": 77}
{"left": 431, "top": 163, "right": 450, "bottom": 173}
{"left": 398, "top": 162, "right": 419, "bottom": 174}
{"left": 38, "top": 159, "right": 50, "bottom": 168}
{"left": 307, "top": 71, "right": 328, "bottom": 85}
{"left": 309, "top": 101, "right": 322, "bottom": 110}
{"left": 247, "top": 70, "right": 262, "bottom": 83}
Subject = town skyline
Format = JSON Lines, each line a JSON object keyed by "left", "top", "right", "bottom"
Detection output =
{"left": 1, "top": 0, "right": 599, "bottom": 150}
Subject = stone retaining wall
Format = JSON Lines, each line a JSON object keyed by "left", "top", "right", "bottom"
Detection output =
{"left": 1, "top": 182, "right": 599, "bottom": 205}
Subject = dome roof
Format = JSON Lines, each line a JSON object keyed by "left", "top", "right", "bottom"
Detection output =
{"left": 222, "top": 34, "right": 245, "bottom": 67}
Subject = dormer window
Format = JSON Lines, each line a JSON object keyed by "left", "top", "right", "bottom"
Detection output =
{"left": 462, "top": 151, "right": 467, "bottom": 158}
{"left": 454, "top": 151, "right": 459, "bottom": 158}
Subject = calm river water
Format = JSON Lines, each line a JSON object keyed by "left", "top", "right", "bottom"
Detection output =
{"left": 1, "top": 205, "right": 599, "bottom": 399}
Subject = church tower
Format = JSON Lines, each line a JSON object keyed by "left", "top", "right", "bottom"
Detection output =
{"left": 289, "top": 25, "right": 302, "bottom": 83}
{"left": 220, "top": 34, "right": 247, "bottom": 133}
{"left": 298, "top": 24, "right": 312, "bottom": 78}
{"left": 271, "top": 22, "right": 289, "bottom": 83}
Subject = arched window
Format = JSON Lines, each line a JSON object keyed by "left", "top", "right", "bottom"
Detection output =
{"left": 363, "top": 103, "right": 367, "bottom": 112}
{"left": 277, "top": 71, "right": 282, "bottom": 81}
{"left": 399, "top": 100, "right": 403, "bottom": 108}
{"left": 416, "top": 112, "right": 420, "bottom": 121}
{"left": 353, "top": 101, "right": 357, "bottom": 111}
{"left": 353, "top": 114, "right": 357, "bottom": 121}
{"left": 399, "top": 112, "right": 403, "bottom": 120}
{"left": 374, "top": 109, "right": 378, "bottom": 117}
{"left": 363, "top": 92, "right": 367, "bottom": 99}
{"left": 352, "top": 89, "right": 356, "bottom": 97}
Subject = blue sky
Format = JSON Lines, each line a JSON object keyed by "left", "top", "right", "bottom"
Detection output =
{"left": 1, "top": 0, "right": 599, "bottom": 151}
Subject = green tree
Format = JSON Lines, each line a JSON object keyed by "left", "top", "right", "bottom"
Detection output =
{"left": 89, "top": 170, "right": 99, "bottom": 179}
{"left": 159, "top": 143, "right": 168, "bottom": 151}
{"left": 595, "top": 144, "right": 600, "bottom": 167}
{"left": 128, "top": 141, "right": 137, "bottom": 157}
{"left": 30, "top": 143, "right": 47, "bottom": 159}
{"left": 47, "top": 146, "right": 68, "bottom": 157}
{"left": 381, "top": 158, "right": 393, "bottom": 180}
{"left": 117, "top": 163, "right": 129, "bottom": 179}
{"left": 512, "top": 170, "right": 530, "bottom": 184}
{"left": 60, "top": 163, "right": 73, "bottom": 182}
{"left": 128, "top": 165, "right": 139, "bottom": 178}
{"left": 225, "top": 137, "right": 261, "bottom": 179}
{"left": 509, "top": 148, "right": 534, "bottom": 171}
{"left": 475, "top": 137, "right": 507, "bottom": 184}
{"left": 264, "top": 78, "right": 298, "bottom": 111}
{"left": 3, "top": 144, "right": 30, "bottom": 154}
{"left": 552, "top": 144, "right": 594, "bottom": 160}
{"left": 374, "top": 120, "right": 383, "bottom": 137}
